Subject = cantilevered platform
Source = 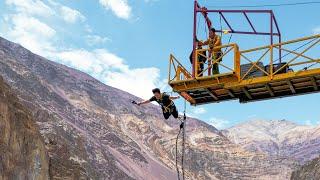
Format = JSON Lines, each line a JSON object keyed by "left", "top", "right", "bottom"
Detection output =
{"left": 169, "top": 35, "right": 320, "bottom": 105}
{"left": 170, "top": 70, "right": 320, "bottom": 105}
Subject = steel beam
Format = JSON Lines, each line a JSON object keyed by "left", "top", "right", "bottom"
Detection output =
{"left": 227, "top": 89, "right": 235, "bottom": 98}
{"left": 287, "top": 80, "right": 296, "bottom": 94}
{"left": 207, "top": 89, "right": 219, "bottom": 100}
{"left": 265, "top": 84, "right": 275, "bottom": 96}
{"left": 310, "top": 77, "right": 319, "bottom": 90}
{"left": 242, "top": 87, "right": 253, "bottom": 99}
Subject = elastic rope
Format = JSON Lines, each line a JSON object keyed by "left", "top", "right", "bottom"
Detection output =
{"left": 182, "top": 100, "right": 187, "bottom": 180}
{"left": 175, "top": 127, "right": 182, "bottom": 180}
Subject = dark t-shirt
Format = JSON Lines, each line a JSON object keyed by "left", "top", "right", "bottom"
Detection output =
{"left": 189, "top": 49, "right": 207, "bottom": 64}
{"left": 149, "top": 93, "right": 173, "bottom": 108}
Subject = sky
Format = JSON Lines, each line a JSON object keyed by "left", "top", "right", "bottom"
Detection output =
{"left": 0, "top": 0, "right": 320, "bottom": 129}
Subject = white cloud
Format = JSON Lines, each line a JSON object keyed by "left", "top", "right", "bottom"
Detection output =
{"left": 5, "top": 13, "right": 56, "bottom": 55}
{"left": 105, "top": 67, "right": 163, "bottom": 99}
{"left": 86, "top": 35, "right": 111, "bottom": 46}
{"left": 60, "top": 6, "right": 86, "bottom": 23}
{"left": 54, "top": 49, "right": 163, "bottom": 99}
{"left": 207, "top": 117, "right": 230, "bottom": 130}
{"left": 304, "top": 120, "right": 313, "bottom": 126}
{"left": 313, "top": 26, "right": 320, "bottom": 34}
{"left": 144, "top": 0, "right": 159, "bottom": 3}
{"left": 191, "top": 107, "right": 207, "bottom": 115}
{"left": 2, "top": 0, "right": 164, "bottom": 100}
{"left": 99, "top": 0, "right": 132, "bottom": 20}
{"left": 55, "top": 49, "right": 128, "bottom": 72}
{"left": 84, "top": 24, "right": 93, "bottom": 33}
{"left": 6, "top": 0, "right": 55, "bottom": 17}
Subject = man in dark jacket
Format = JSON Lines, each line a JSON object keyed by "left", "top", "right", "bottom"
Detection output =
{"left": 137, "top": 88, "right": 180, "bottom": 119}
{"left": 189, "top": 39, "right": 207, "bottom": 76}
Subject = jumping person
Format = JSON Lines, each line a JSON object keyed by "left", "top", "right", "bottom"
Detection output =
{"left": 137, "top": 88, "right": 180, "bottom": 119}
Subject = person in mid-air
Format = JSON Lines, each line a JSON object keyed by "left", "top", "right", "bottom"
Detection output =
{"left": 137, "top": 88, "right": 180, "bottom": 119}
{"left": 189, "top": 38, "right": 207, "bottom": 77}
{"left": 199, "top": 28, "right": 222, "bottom": 74}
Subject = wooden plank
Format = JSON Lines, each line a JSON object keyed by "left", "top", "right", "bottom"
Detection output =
{"left": 193, "top": 96, "right": 212, "bottom": 100}
{"left": 248, "top": 87, "right": 267, "bottom": 93}
{"left": 251, "top": 91, "right": 270, "bottom": 96}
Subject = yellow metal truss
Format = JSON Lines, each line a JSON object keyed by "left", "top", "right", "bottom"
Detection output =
{"left": 168, "top": 34, "right": 320, "bottom": 105}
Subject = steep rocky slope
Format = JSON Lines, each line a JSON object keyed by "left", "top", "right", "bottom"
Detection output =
{"left": 291, "top": 156, "right": 320, "bottom": 180}
{"left": 0, "top": 36, "right": 317, "bottom": 179}
{"left": 0, "top": 76, "right": 49, "bottom": 180}
{"left": 0, "top": 36, "right": 176, "bottom": 179}
{"left": 223, "top": 120, "right": 320, "bottom": 164}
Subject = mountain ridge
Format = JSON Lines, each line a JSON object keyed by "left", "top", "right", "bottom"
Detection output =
{"left": 223, "top": 119, "right": 320, "bottom": 164}
{"left": 0, "top": 36, "right": 319, "bottom": 179}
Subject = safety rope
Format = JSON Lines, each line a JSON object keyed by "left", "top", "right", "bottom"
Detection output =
{"left": 182, "top": 100, "right": 187, "bottom": 180}
{"left": 175, "top": 100, "right": 187, "bottom": 180}
{"left": 175, "top": 126, "right": 182, "bottom": 180}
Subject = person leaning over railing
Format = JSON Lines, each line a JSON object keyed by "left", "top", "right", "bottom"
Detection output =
{"left": 189, "top": 39, "right": 207, "bottom": 77}
{"left": 199, "top": 28, "right": 222, "bottom": 75}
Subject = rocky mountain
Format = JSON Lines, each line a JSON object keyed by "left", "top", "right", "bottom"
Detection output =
{"left": 0, "top": 36, "right": 319, "bottom": 179}
{"left": 223, "top": 120, "right": 320, "bottom": 164}
{"left": 291, "top": 157, "right": 320, "bottom": 180}
{"left": 0, "top": 76, "right": 49, "bottom": 180}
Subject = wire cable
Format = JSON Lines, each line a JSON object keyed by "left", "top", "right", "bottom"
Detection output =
{"left": 181, "top": 100, "right": 187, "bottom": 180}
{"left": 175, "top": 127, "right": 182, "bottom": 180}
{"left": 207, "top": 1, "right": 320, "bottom": 8}
{"left": 273, "top": 38, "right": 318, "bottom": 63}
{"left": 175, "top": 100, "right": 187, "bottom": 180}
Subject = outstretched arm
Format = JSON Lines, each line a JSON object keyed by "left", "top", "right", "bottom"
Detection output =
{"left": 199, "top": 39, "right": 209, "bottom": 46}
{"left": 137, "top": 100, "right": 151, "bottom": 106}
{"left": 169, "top": 96, "right": 180, "bottom": 100}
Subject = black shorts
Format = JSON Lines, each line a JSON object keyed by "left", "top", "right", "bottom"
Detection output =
{"left": 162, "top": 105, "right": 179, "bottom": 119}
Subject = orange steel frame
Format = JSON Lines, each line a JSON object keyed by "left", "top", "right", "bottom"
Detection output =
{"left": 168, "top": 34, "right": 320, "bottom": 105}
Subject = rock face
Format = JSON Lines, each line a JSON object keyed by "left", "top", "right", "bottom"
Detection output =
{"left": 0, "top": 36, "right": 319, "bottom": 179}
{"left": 0, "top": 37, "right": 177, "bottom": 179}
{"left": 0, "top": 76, "right": 49, "bottom": 180}
{"left": 291, "top": 157, "right": 320, "bottom": 180}
{"left": 223, "top": 120, "right": 320, "bottom": 164}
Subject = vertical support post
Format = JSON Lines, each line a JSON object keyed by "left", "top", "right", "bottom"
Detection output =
{"left": 195, "top": 50, "right": 198, "bottom": 77}
{"left": 270, "top": 12, "right": 273, "bottom": 46}
{"left": 234, "top": 44, "right": 241, "bottom": 81}
{"left": 192, "top": 0, "right": 198, "bottom": 78}
{"left": 168, "top": 55, "right": 172, "bottom": 83}
{"left": 270, "top": 11, "right": 274, "bottom": 77}
{"left": 279, "top": 34, "right": 282, "bottom": 63}
{"left": 208, "top": 53, "right": 212, "bottom": 76}
{"left": 270, "top": 45, "right": 274, "bottom": 80}
{"left": 272, "top": 12, "right": 281, "bottom": 63}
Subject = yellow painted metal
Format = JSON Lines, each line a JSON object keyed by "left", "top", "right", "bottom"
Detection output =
{"left": 168, "top": 34, "right": 320, "bottom": 104}
{"left": 194, "top": 44, "right": 238, "bottom": 78}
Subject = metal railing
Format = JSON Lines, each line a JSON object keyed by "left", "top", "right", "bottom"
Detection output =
{"left": 169, "top": 34, "right": 320, "bottom": 84}
{"left": 240, "top": 34, "right": 320, "bottom": 80}
{"left": 168, "top": 54, "right": 192, "bottom": 83}
{"left": 194, "top": 43, "right": 240, "bottom": 78}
